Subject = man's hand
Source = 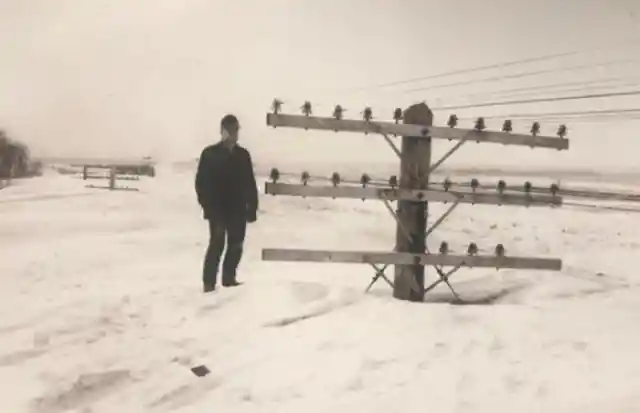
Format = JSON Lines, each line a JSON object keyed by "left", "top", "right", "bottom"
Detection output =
{"left": 247, "top": 209, "right": 257, "bottom": 223}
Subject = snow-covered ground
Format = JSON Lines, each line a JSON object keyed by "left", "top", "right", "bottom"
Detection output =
{"left": 1, "top": 166, "right": 640, "bottom": 413}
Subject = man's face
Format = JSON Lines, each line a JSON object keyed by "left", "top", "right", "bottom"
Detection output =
{"left": 221, "top": 123, "right": 240, "bottom": 147}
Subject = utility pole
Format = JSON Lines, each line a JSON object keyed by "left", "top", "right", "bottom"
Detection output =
{"left": 394, "top": 103, "right": 433, "bottom": 301}
{"left": 262, "top": 99, "right": 570, "bottom": 303}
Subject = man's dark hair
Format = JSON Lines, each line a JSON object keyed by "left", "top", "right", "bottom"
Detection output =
{"left": 220, "top": 114, "right": 239, "bottom": 131}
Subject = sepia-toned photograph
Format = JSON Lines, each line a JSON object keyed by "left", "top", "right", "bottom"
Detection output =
{"left": 1, "top": 1, "right": 639, "bottom": 412}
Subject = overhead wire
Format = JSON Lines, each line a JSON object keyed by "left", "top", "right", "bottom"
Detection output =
{"left": 265, "top": 44, "right": 640, "bottom": 192}
{"left": 458, "top": 114, "right": 640, "bottom": 125}
{"left": 431, "top": 89, "right": 640, "bottom": 111}
{"left": 353, "top": 50, "right": 585, "bottom": 90}
{"left": 456, "top": 108, "right": 640, "bottom": 120}
{"left": 431, "top": 76, "right": 640, "bottom": 104}
{"left": 265, "top": 56, "right": 640, "bottom": 124}
{"left": 516, "top": 118, "right": 639, "bottom": 125}
{"left": 350, "top": 38, "right": 640, "bottom": 91}
{"left": 399, "top": 58, "right": 640, "bottom": 94}
{"left": 563, "top": 201, "right": 640, "bottom": 214}
{"left": 445, "top": 109, "right": 640, "bottom": 130}
{"left": 484, "top": 81, "right": 639, "bottom": 100}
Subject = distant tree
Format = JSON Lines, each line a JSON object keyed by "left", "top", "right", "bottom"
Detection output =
{"left": 0, "top": 129, "right": 11, "bottom": 178}
{"left": 0, "top": 129, "right": 8, "bottom": 150}
{"left": 0, "top": 129, "right": 32, "bottom": 179}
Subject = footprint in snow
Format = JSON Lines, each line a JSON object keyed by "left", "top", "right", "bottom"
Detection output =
{"left": 31, "top": 370, "right": 133, "bottom": 413}
{"left": 289, "top": 281, "right": 330, "bottom": 304}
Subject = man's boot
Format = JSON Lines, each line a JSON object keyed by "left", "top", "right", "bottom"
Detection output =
{"left": 203, "top": 282, "right": 216, "bottom": 293}
{"left": 222, "top": 271, "right": 242, "bottom": 287}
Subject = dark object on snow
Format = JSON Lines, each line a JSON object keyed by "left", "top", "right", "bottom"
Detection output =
{"left": 191, "top": 365, "right": 210, "bottom": 377}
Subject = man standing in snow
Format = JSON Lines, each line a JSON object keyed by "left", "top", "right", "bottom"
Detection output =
{"left": 195, "top": 114, "right": 259, "bottom": 293}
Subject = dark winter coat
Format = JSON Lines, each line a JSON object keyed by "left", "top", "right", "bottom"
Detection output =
{"left": 195, "top": 142, "right": 259, "bottom": 222}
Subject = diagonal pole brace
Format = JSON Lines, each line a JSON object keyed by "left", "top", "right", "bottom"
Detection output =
{"left": 428, "top": 132, "right": 472, "bottom": 175}
{"left": 372, "top": 124, "right": 402, "bottom": 158}
{"left": 424, "top": 261, "right": 464, "bottom": 299}
{"left": 425, "top": 198, "right": 460, "bottom": 239}
{"left": 423, "top": 194, "right": 463, "bottom": 296}
{"left": 380, "top": 131, "right": 402, "bottom": 158}
{"left": 365, "top": 263, "right": 395, "bottom": 292}
{"left": 424, "top": 245, "right": 449, "bottom": 282}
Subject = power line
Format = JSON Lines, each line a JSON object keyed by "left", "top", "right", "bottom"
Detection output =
{"left": 431, "top": 90, "right": 640, "bottom": 111}
{"left": 457, "top": 108, "right": 640, "bottom": 120}
{"left": 457, "top": 114, "right": 640, "bottom": 125}
{"left": 356, "top": 50, "right": 583, "bottom": 90}
{"left": 432, "top": 76, "right": 640, "bottom": 104}
{"left": 503, "top": 118, "right": 640, "bottom": 125}
{"left": 452, "top": 110, "right": 640, "bottom": 126}
{"left": 400, "top": 58, "right": 640, "bottom": 94}
{"left": 517, "top": 116, "right": 640, "bottom": 124}
{"left": 490, "top": 81, "right": 638, "bottom": 100}
{"left": 265, "top": 85, "right": 640, "bottom": 122}
{"left": 564, "top": 201, "right": 640, "bottom": 214}
{"left": 352, "top": 38, "right": 640, "bottom": 91}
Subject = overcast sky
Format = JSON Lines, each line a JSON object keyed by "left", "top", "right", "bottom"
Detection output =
{"left": 1, "top": 0, "right": 639, "bottom": 171}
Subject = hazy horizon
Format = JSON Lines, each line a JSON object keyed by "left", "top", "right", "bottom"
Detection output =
{"left": 2, "top": 0, "right": 640, "bottom": 171}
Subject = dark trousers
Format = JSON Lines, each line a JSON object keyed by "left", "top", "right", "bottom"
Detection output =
{"left": 202, "top": 215, "right": 247, "bottom": 286}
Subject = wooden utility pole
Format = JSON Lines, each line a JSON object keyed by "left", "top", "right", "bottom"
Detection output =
{"left": 108, "top": 167, "right": 116, "bottom": 190}
{"left": 262, "top": 99, "right": 570, "bottom": 304}
{"left": 393, "top": 103, "right": 433, "bottom": 302}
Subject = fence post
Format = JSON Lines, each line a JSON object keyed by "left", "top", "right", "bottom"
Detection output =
{"left": 108, "top": 167, "right": 116, "bottom": 190}
{"left": 393, "top": 102, "right": 433, "bottom": 302}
